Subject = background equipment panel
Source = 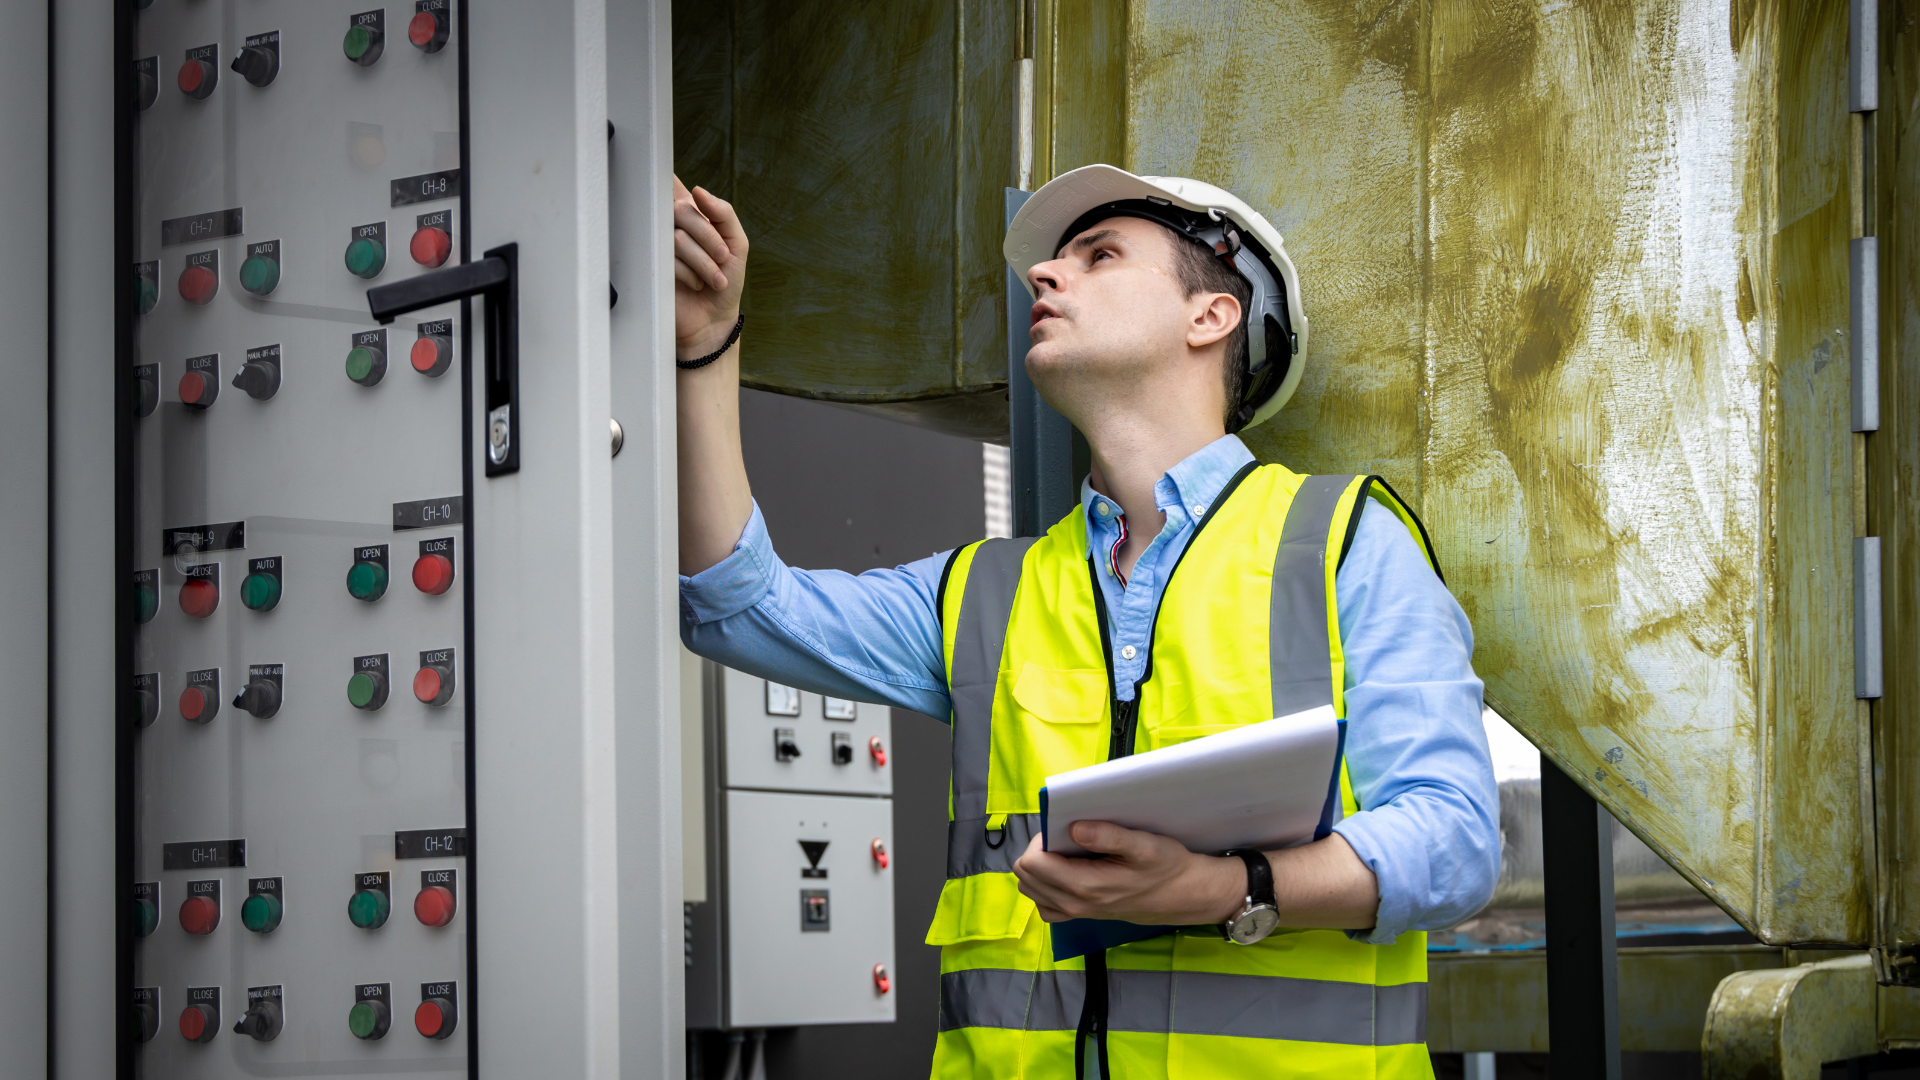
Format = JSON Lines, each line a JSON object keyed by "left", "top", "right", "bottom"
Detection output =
{"left": 687, "top": 664, "right": 898, "bottom": 1030}
{"left": 129, "top": 1, "right": 472, "bottom": 1073}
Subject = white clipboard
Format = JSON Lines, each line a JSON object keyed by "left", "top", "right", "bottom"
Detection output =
{"left": 1040, "top": 704, "right": 1345, "bottom": 856}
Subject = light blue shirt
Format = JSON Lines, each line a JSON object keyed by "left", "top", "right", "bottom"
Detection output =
{"left": 680, "top": 434, "right": 1499, "bottom": 944}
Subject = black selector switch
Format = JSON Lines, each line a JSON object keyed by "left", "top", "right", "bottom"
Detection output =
{"left": 233, "top": 986, "right": 283, "bottom": 1042}
{"left": 230, "top": 32, "right": 280, "bottom": 87}
{"left": 774, "top": 728, "right": 801, "bottom": 762}
{"left": 233, "top": 664, "right": 283, "bottom": 719}
{"left": 232, "top": 344, "right": 281, "bottom": 401}
{"left": 831, "top": 731, "right": 854, "bottom": 765}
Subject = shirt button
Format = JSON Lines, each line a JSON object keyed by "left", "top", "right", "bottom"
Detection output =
{"left": 1096, "top": 502, "right": 1111, "bottom": 517}
{"left": 1121, "top": 645, "right": 1137, "bottom": 660}
{"left": 1191, "top": 504, "right": 1207, "bottom": 517}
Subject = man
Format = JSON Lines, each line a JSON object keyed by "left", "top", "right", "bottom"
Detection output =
{"left": 674, "top": 165, "right": 1498, "bottom": 1079}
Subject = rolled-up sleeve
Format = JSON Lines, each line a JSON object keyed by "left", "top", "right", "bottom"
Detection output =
{"left": 680, "top": 502, "right": 958, "bottom": 719}
{"left": 1329, "top": 500, "right": 1500, "bottom": 944}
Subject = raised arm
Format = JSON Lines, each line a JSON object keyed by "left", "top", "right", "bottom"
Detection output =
{"left": 673, "top": 175, "right": 753, "bottom": 576}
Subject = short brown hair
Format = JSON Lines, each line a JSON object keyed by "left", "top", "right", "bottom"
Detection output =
{"left": 1162, "top": 225, "right": 1251, "bottom": 426}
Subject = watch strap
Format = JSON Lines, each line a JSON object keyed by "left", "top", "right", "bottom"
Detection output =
{"left": 1223, "top": 849, "right": 1276, "bottom": 908}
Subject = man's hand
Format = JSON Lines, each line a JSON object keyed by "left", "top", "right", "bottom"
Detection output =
{"left": 1012, "top": 820, "right": 1383, "bottom": 930}
{"left": 672, "top": 175, "right": 748, "bottom": 361}
{"left": 1012, "top": 821, "right": 1242, "bottom": 925}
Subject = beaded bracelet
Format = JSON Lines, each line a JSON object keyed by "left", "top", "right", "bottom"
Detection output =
{"left": 676, "top": 313, "right": 744, "bottom": 370}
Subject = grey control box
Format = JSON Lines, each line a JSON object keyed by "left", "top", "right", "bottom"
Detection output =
{"left": 686, "top": 662, "right": 897, "bottom": 1028}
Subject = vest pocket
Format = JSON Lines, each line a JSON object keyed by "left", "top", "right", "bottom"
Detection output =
{"left": 989, "top": 663, "right": 1110, "bottom": 813}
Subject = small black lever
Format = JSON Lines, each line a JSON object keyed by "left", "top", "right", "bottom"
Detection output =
{"left": 364, "top": 243, "right": 522, "bottom": 476}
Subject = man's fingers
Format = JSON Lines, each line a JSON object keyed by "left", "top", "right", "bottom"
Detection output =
{"left": 672, "top": 173, "right": 693, "bottom": 201}
{"left": 1069, "top": 820, "right": 1152, "bottom": 859}
{"left": 674, "top": 229, "right": 727, "bottom": 291}
{"left": 691, "top": 186, "right": 748, "bottom": 255}
{"left": 673, "top": 200, "right": 731, "bottom": 275}
{"left": 673, "top": 255, "right": 708, "bottom": 292}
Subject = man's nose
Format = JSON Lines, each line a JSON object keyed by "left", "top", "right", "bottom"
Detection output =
{"left": 1027, "top": 257, "right": 1064, "bottom": 296}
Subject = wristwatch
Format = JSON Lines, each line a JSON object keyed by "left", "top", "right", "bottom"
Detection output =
{"left": 1219, "top": 849, "right": 1280, "bottom": 945}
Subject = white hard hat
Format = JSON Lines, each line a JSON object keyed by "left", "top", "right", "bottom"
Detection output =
{"left": 1004, "top": 164, "right": 1308, "bottom": 431}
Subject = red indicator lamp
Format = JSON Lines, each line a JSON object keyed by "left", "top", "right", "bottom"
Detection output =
{"left": 179, "top": 1003, "right": 218, "bottom": 1043}
{"left": 408, "top": 9, "right": 450, "bottom": 52}
{"left": 868, "top": 736, "right": 887, "bottom": 767}
{"left": 179, "top": 577, "right": 218, "bottom": 618}
{"left": 870, "top": 838, "right": 889, "bottom": 870}
{"left": 412, "top": 553, "right": 454, "bottom": 595}
{"left": 178, "top": 895, "right": 218, "bottom": 935}
{"left": 409, "top": 226, "right": 451, "bottom": 268}
{"left": 872, "top": 964, "right": 891, "bottom": 995}
{"left": 414, "top": 885, "right": 456, "bottom": 927}
{"left": 178, "top": 264, "right": 218, "bottom": 305}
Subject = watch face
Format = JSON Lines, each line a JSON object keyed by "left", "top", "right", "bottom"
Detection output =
{"left": 1227, "top": 904, "right": 1281, "bottom": 945}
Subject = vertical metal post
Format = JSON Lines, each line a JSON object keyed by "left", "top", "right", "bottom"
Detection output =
{"left": 1541, "top": 757, "right": 1622, "bottom": 1079}
{"left": 1005, "top": 188, "right": 1078, "bottom": 537}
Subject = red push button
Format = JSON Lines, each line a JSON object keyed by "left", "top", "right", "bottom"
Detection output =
{"left": 408, "top": 11, "right": 439, "bottom": 46}
{"left": 179, "top": 895, "right": 218, "bottom": 935}
{"left": 414, "top": 885, "right": 456, "bottom": 927}
{"left": 179, "top": 577, "right": 218, "bottom": 618}
{"left": 410, "top": 335, "right": 451, "bottom": 376}
{"left": 415, "top": 999, "right": 454, "bottom": 1039}
{"left": 176, "top": 59, "right": 215, "bottom": 99}
{"left": 409, "top": 226, "right": 451, "bottom": 268}
{"left": 179, "top": 1002, "right": 217, "bottom": 1042}
{"left": 413, "top": 662, "right": 454, "bottom": 706}
{"left": 412, "top": 553, "right": 454, "bottom": 595}
{"left": 178, "top": 264, "right": 218, "bottom": 305}
{"left": 178, "top": 371, "right": 208, "bottom": 407}
{"left": 179, "top": 686, "right": 207, "bottom": 722}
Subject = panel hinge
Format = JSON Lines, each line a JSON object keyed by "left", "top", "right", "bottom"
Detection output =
{"left": 1855, "top": 536, "right": 1883, "bottom": 698}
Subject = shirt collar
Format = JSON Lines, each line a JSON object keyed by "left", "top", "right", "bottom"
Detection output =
{"left": 1080, "top": 433, "right": 1256, "bottom": 529}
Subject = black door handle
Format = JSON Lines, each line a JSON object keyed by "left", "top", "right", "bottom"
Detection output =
{"left": 365, "top": 243, "right": 522, "bottom": 476}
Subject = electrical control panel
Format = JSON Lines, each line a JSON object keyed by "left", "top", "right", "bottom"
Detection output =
{"left": 686, "top": 665, "right": 897, "bottom": 1029}
{"left": 130, "top": 1, "right": 470, "bottom": 1073}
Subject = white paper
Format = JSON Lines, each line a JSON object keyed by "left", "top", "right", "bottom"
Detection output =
{"left": 1042, "top": 705, "right": 1342, "bottom": 856}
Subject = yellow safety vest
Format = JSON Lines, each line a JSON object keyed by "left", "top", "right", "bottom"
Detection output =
{"left": 929, "top": 462, "right": 1441, "bottom": 1080}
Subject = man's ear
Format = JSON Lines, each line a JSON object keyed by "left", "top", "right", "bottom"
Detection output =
{"left": 1186, "top": 292, "right": 1241, "bottom": 350}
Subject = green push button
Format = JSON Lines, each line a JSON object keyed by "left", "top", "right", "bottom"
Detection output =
{"left": 133, "top": 898, "right": 158, "bottom": 939}
{"left": 345, "top": 346, "right": 379, "bottom": 384}
{"left": 135, "top": 275, "right": 157, "bottom": 315}
{"left": 345, "top": 238, "right": 385, "bottom": 279}
{"left": 348, "top": 888, "right": 389, "bottom": 929}
{"left": 241, "top": 893, "right": 282, "bottom": 933}
{"left": 346, "top": 561, "right": 387, "bottom": 602}
{"left": 347, "top": 672, "right": 380, "bottom": 709}
{"left": 134, "top": 584, "right": 157, "bottom": 624}
{"left": 348, "top": 1001, "right": 377, "bottom": 1038}
{"left": 240, "top": 572, "right": 281, "bottom": 612}
{"left": 343, "top": 24, "right": 374, "bottom": 60}
{"left": 239, "top": 255, "right": 279, "bottom": 296}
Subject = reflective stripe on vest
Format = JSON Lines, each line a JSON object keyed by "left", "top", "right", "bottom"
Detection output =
{"left": 947, "top": 535, "right": 1040, "bottom": 877}
{"left": 937, "top": 967, "right": 1428, "bottom": 1045}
